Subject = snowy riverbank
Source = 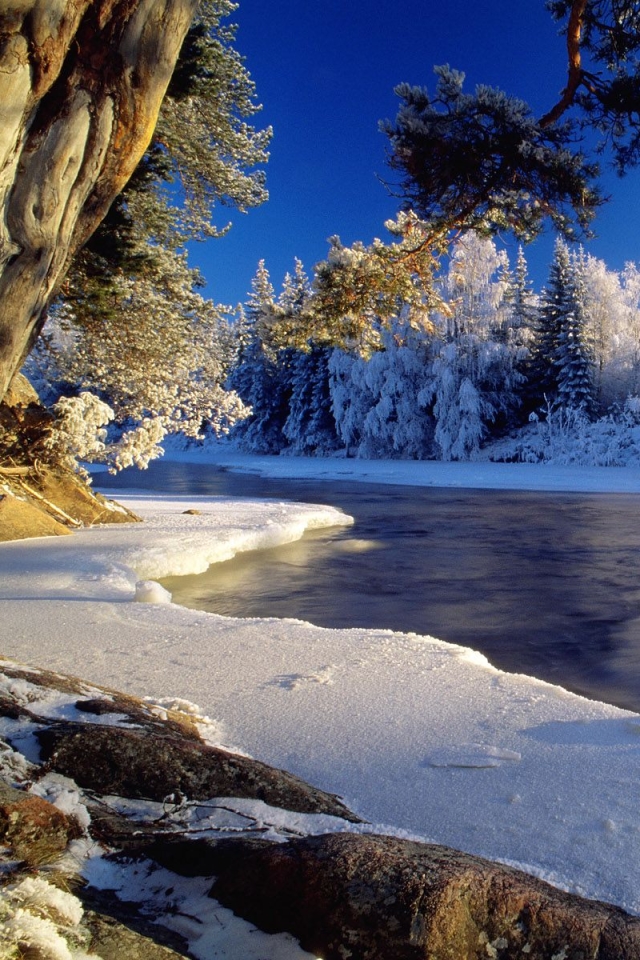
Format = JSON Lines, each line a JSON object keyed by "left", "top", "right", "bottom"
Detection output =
{"left": 159, "top": 439, "right": 640, "bottom": 493}
{"left": 2, "top": 462, "right": 640, "bottom": 926}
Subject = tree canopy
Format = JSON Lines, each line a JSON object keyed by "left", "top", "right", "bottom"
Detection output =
{"left": 381, "top": 1, "right": 640, "bottom": 244}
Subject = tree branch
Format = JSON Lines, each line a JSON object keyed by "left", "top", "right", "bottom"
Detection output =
{"left": 540, "top": 0, "right": 589, "bottom": 128}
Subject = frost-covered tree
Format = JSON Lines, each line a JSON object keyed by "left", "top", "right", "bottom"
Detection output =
{"left": 616, "top": 262, "right": 640, "bottom": 399}
{"left": 420, "top": 234, "right": 523, "bottom": 459}
{"left": 229, "top": 260, "right": 307, "bottom": 453}
{"left": 26, "top": 245, "right": 248, "bottom": 466}
{"left": 443, "top": 233, "right": 509, "bottom": 339}
{"left": 506, "top": 247, "right": 538, "bottom": 349}
{"left": 357, "top": 319, "right": 435, "bottom": 459}
{"left": 283, "top": 348, "right": 340, "bottom": 455}
{"left": 581, "top": 253, "right": 627, "bottom": 406}
{"left": 424, "top": 334, "right": 523, "bottom": 460}
{"left": 329, "top": 350, "right": 372, "bottom": 456}
{"left": 527, "top": 239, "right": 575, "bottom": 410}
{"left": 554, "top": 250, "right": 596, "bottom": 415}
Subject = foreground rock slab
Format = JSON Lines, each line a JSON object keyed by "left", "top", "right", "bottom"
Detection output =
{"left": 2, "top": 656, "right": 640, "bottom": 960}
{"left": 210, "top": 832, "right": 640, "bottom": 960}
{"left": 37, "top": 722, "right": 359, "bottom": 820}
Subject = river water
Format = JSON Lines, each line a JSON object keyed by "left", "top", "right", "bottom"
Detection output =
{"left": 98, "top": 460, "right": 640, "bottom": 714}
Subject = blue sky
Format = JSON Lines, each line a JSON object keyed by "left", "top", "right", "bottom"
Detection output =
{"left": 190, "top": 2, "right": 640, "bottom": 306}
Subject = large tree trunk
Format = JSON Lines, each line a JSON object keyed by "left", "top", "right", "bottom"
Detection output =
{"left": 0, "top": 0, "right": 198, "bottom": 404}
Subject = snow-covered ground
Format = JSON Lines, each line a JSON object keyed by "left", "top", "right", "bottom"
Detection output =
{"left": 160, "top": 439, "right": 640, "bottom": 492}
{"left": 2, "top": 455, "right": 640, "bottom": 950}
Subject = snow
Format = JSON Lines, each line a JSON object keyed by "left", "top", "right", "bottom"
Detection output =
{"left": 161, "top": 438, "right": 640, "bottom": 492}
{"left": 2, "top": 457, "right": 640, "bottom": 956}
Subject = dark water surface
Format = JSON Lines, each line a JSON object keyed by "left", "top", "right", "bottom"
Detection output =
{"left": 99, "top": 461, "right": 640, "bottom": 713}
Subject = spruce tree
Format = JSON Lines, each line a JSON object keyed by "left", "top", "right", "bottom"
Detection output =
{"left": 554, "top": 251, "right": 596, "bottom": 416}
{"left": 526, "top": 239, "right": 574, "bottom": 413}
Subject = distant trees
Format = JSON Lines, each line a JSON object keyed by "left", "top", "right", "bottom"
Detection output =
{"left": 226, "top": 233, "right": 640, "bottom": 462}
{"left": 423, "top": 234, "right": 523, "bottom": 460}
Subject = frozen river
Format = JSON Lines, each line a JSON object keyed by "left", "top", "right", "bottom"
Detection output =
{"left": 99, "top": 460, "right": 640, "bottom": 713}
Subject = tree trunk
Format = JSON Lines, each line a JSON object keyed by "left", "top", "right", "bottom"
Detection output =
{"left": 0, "top": 0, "right": 198, "bottom": 404}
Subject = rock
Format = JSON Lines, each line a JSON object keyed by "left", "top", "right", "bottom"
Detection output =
{"left": 4, "top": 373, "right": 40, "bottom": 408}
{"left": 0, "top": 659, "right": 359, "bottom": 821}
{"left": 74, "top": 883, "right": 192, "bottom": 960}
{"left": 0, "top": 780, "right": 81, "bottom": 866}
{"left": 0, "top": 490, "right": 71, "bottom": 540}
{"left": 83, "top": 912, "right": 191, "bottom": 960}
{"left": 37, "top": 723, "right": 359, "bottom": 821}
{"left": 0, "top": 374, "right": 139, "bottom": 539}
{"left": 6, "top": 657, "right": 640, "bottom": 960}
{"left": 210, "top": 832, "right": 640, "bottom": 960}
{"left": 83, "top": 912, "right": 192, "bottom": 960}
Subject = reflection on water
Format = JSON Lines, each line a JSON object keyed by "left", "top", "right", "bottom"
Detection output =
{"left": 99, "top": 460, "right": 640, "bottom": 713}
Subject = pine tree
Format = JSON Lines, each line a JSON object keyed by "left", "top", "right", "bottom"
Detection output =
{"left": 507, "top": 247, "right": 538, "bottom": 348}
{"left": 228, "top": 261, "right": 284, "bottom": 452}
{"left": 229, "top": 260, "right": 315, "bottom": 453}
{"left": 526, "top": 238, "right": 574, "bottom": 412}
{"left": 554, "top": 251, "right": 596, "bottom": 416}
{"left": 283, "top": 348, "right": 339, "bottom": 455}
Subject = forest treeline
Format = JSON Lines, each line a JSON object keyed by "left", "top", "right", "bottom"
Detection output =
{"left": 225, "top": 232, "right": 640, "bottom": 465}
{"left": 29, "top": 227, "right": 640, "bottom": 468}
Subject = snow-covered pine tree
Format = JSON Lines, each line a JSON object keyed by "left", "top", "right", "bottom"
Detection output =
{"left": 351, "top": 317, "right": 435, "bottom": 459}
{"left": 228, "top": 260, "right": 290, "bottom": 452}
{"left": 329, "top": 349, "right": 373, "bottom": 456}
{"left": 423, "top": 234, "right": 522, "bottom": 459}
{"left": 553, "top": 249, "right": 596, "bottom": 416}
{"left": 506, "top": 247, "right": 538, "bottom": 347}
{"left": 283, "top": 347, "right": 339, "bottom": 454}
{"left": 525, "top": 238, "right": 574, "bottom": 413}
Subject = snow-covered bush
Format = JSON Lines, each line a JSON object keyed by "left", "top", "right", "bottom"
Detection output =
{"left": 109, "top": 417, "right": 167, "bottom": 472}
{"left": 43, "top": 393, "right": 114, "bottom": 475}
{"left": 41, "top": 393, "right": 173, "bottom": 475}
{"left": 486, "top": 400, "right": 640, "bottom": 466}
{"left": 0, "top": 876, "right": 98, "bottom": 960}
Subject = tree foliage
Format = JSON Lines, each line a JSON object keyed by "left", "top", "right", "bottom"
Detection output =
{"left": 310, "top": 213, "right": 439, "bottom": 354}
{"left": 381, "top": 67, "right": 602, "bottom": 242}
{"left": 27, "top": 0, "right": 269, "bottom": 467}
{"left": 381, "top": 1, "right": 640, "bottom": 243}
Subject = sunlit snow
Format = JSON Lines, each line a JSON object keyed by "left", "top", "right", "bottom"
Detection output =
{"left": 2, "top": 458, "right": 640, "bottom": 959}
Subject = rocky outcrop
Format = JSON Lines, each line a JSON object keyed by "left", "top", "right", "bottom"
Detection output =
{"left": 0, "top": 374, "right": 138, "bottom": 539}
{"left": 210, "top": 832, "right": 640, "bottom": 959}
{"left": 0, "top": 779, "right": 80, "bottom": 865}
{"left": 0, "top": 661, "right": 357, "bottom": 822}
{"left": 1, "top": 657, "right": 640, "bottom": 960}
{"left": 0, "top": 490, "right": 72, "bottom": 540}
{"left": 38, "top": 721, "right": 357, "bottom": 819}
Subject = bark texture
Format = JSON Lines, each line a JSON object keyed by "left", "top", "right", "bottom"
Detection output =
{"left": 0, "top": 0, "right": 198, "bottom": 402}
